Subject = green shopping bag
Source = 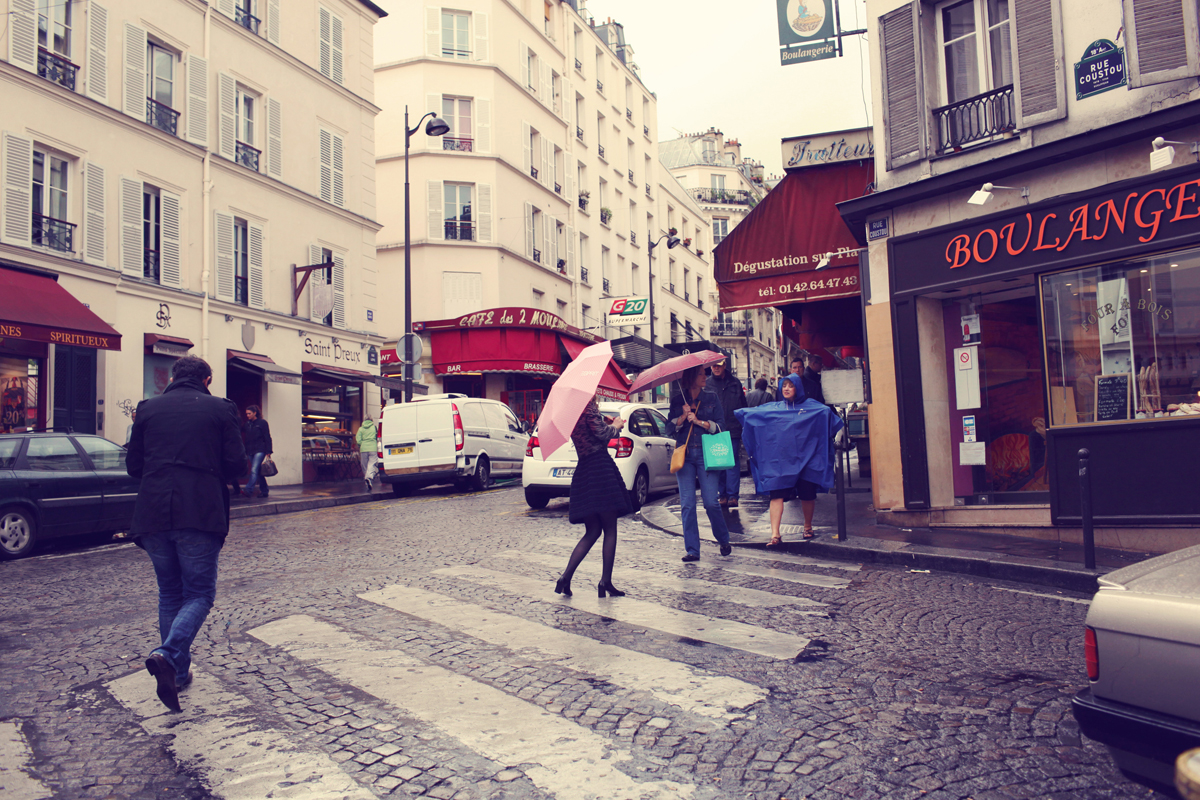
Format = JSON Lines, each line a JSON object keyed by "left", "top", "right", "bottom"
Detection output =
{"left": 702, "top": 430, "right": 736, "bottom": 471}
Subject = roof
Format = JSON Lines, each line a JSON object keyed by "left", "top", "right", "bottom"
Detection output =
{"left": 354, "top": 0, "right": 387, "bottom": 18}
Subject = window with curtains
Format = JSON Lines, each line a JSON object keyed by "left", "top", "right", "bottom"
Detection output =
{"left": 443, "top": 183, "right": 474, "bottom": 241}
{"left": 36, "top": 0, "right": 74, "bottom": 89}
{"left": 442, "top": 11, "right": 470, "bottom": 58}
{"left": 32, "top": 148, "right": 72, "bottom": 253}
{"left": 441, "top": 96, "right": 473, "bottom": 152}
{"left": 934, "top": 0, "right": 1015, "bottom": 150}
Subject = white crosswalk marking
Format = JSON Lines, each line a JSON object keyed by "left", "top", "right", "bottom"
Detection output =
{"left": 710, "top": 547, "right": 862, "bottom": 573}
{"left": 545, "top": 535, "right": 862, "bottom": 575}
{"left": 360, "top": 584, "right": 767, "bottom": 721}
{"left": 503, "top": 551, "right": 829, "bottom": 609}
{"left": 0, "top": 722, "right": 52, "bottom": 800}
{"left": 705, "top": 560, "right": 853, "bottom": 588}
{"left": 249, "top": 615, "right": 705, "bottom": 800}
{"left": 107, "top": 672, "right": 375, "bottom": 799}
{"left": 436, "top": 565, "right": 811, "bottom": 660}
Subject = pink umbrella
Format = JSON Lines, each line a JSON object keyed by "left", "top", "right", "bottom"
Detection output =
{"left": 626, "top": 350, "right": 727, "bottom": 397}
{"left": 536, "top": 340, "right": 617, "bottom": 460}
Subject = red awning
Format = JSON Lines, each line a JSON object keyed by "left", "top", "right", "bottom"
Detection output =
{"left": 713, "top": 161, "right": 873, "bottom": 313}
{"left": 0, "top": 267, "right": 121, "bottom": 350}
{"left": 431, "top": 327, "right": 563, "bottom": 377}
{"left": 560, "top": 336, "right": 632, "bottom": 400}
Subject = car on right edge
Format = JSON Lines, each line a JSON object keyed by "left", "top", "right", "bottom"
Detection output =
{"left": 1071, "top": 543, "right": 1200, "bottom": 796}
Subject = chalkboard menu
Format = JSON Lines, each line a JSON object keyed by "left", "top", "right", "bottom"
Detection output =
{"left": 1094, "top": 373, "right": 1131, "bottom": 422}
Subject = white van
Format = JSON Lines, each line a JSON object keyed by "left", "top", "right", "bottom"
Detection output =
{"left": 378, "top": 394, "right": 528, "bottom": 496}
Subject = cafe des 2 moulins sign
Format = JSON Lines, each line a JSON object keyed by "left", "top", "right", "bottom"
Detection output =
{"left": 1074, "top": 39, "right": 1126, "bottom": 100}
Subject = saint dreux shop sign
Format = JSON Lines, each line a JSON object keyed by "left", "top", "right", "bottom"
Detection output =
{"left": 303, "top": 335, "right": 374, "bottom": 371}
{"left": 889, "top": 164, "right": 1200, "bottom": 296}
{"left": 782, "top": 128, "right": 874, "bottom": 172}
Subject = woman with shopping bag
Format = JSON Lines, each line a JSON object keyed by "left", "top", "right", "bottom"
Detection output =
{"left": 666, "top": 365, "right": 733, "bottom": 562}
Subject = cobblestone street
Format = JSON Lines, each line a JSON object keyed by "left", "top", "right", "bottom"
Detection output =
{"left": 0, "top": 485, "right": 1161, "bottom": 799}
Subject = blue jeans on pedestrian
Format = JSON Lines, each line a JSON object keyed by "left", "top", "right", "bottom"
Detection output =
{"left": 717, "top": 438, "right": 741, "bottom": 500}
{"left": 676, "top": 446, "right": 731, "bottom": 557}
{"left": 242, "top": 451, "right": 268, "bottom": 496}
{"left": 141, "top": 529, "right": 223, "bottom": 684}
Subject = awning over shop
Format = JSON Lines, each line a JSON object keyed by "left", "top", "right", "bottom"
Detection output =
{"left": 713, "top": 161, "right": 873, "bottom": 313}
{"left": 144, "top": 333, "right": 194, "bottom": 356}
{"left": 430, "top": 326, "right": 563, "bottom": 377}
{"left": 227, "top": 350, "right": 302, "bottom": 384}
{"left": 302, "top": 362, "right": 376, "bottom": 384}
{"left": 560, "top": 336, "right": 633, "bottom": 400}
{"left": 0, "top": 266, "right": 121, "bottom": 350}
{"left": 607, "top": 335, "right": 677, "bottom": 371}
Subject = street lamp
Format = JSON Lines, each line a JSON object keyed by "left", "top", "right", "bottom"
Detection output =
{"left": 646, "top": 233, "right": 680, "bottom": 372}
{"left": 403, "top": 105, "right": 451, "bottom": 403}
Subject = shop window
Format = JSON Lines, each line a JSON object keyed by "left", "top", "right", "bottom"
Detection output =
{"left": 302, "top": 376, "right": 361, "bottom": 482}
{"left": 1042, "top": 249, "right": 1200, "bottom": 427}
{"left": 1, "top": 356, "right": 39, "bottom": 433}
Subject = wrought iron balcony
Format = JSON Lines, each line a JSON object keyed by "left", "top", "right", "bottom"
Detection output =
{"left": 697, "top": 299, "right": 704, "bottom": 310}
{"left": 443, "top": 137, "right": 474, "bottom": 152}
{"left": 627, "top": 169, "right": 634, "bottom": 182}
{"left": 597, "top": 144, "right": 605, "bottom": 159}
{"left": 38, "top": 48, "right": 77, "bottom": 90}
{"left": 685, "top": 292, "right": 690, "bottom": 302}
{"left": 32, "top": 213, "right": 74, "bottom": 253}
{"left": 236, "top": 141, "right": 261, "bottom": 171}
{"left": 578, "top": 196, "right": 588, "bottom": 211}
{"left": 580, "top": 267, "right": 589, "bottom": 283}
{"left": 144, "top": 248, "right": 160, "bottom": 281}
{"left": 531, "top": 166, "right": 538, "bottom": 179}
{"left": 442, "top": 47, "right": 471, "bottom": 58}
{"left": 146, "top": 98, "right": 180, "bottom": 136}
{"left": 234, "top": 276, "right": 249, "bottom": 305}
{"left": 235, "top": 6, "right": 261, "bottom": 34}
{"left": 575, "top": 58, "right": 583, "bottom": 71}
{"left": 533, "top": 248, "right": 541, "bottom": 263}
{"left": 933, "top": 84, "right": 1015, "bottom": 153}
{"left": 557, "top": 258, "right": 567, "bottom": 274}
{"left": 596, "top": 79, "right": 604, "bottom": 93}
{"left": 599, "top": 209, "right": 612, "bottom": 225}
{"left": 669, "top": 283, "right": 675, "bottom": 294}
{"left": 625, "top": 108, "right": 632, "bottom": 120}
{"left": 630, "top": 232, "right": 637, "bottom": 245}
{"left": 690, "top": 187, "right": 752, "bottom": 205}
{"left": 555, "top": 182, "right": 562, "bottom": 194}
{"left": 444, "top": 221, "right": 475, "bottom": 240}
{"left": 643, "top": 125, "right": 649, "bottom": 137}
{"left": 576, "top": 126, "right": 584, "bottom": 141}
{"left": 712, "top": 322, "right": 754, "bottom": 337}
{"left": 602, "top": 278, "right": 611, "bottom": 293}
{"left": 645, "top": 184, "right": 651, "bottom": 197}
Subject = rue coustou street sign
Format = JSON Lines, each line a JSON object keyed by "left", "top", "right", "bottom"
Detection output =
{"left": 1074, "top": 39, "right": 1126, "bottom": 100}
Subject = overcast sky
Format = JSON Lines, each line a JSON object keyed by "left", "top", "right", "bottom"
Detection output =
{"left": 585, "top": 0, "right": 874, "bottom": 177}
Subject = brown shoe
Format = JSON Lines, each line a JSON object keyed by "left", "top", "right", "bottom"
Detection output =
{"left": 718, "top": 497, "right": 729, "bottom": 506}
{"left": 727, "top": 498, "right": 739, "bottom": 508}
{"left": 145, "top": 653, "right": 181, "bottom": 712}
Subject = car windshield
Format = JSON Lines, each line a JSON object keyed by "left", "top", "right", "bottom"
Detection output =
{"left": 0, "top": 439, "right": 18, "bottom": 469}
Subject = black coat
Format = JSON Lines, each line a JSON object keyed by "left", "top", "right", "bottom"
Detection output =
{"left": 707, "top": 371, "right": 747, "bottom": 438}
{"left": 126, "top": 378, "right": 247, "bottom": 538}
{"left": 244, "top": 417, "right": 272, "bottom": 454}
{"left": 665, "top": 386, "right": 725, "bottom": 448}
{"left": 802, "top": 367, "right": 826, "bottom": 405}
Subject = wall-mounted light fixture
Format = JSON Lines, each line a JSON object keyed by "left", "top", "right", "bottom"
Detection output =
{"left": 815, "top": 254, "right": 832, "bottom": 271}
{"left": 224, "top": 314, "right": 234, "bottom": 322}
{"left": 331, "top": 337, "right": 339, "bottom": 345}
{"left": 1149, "top": 136, "right": 1199, "bottom": 171}
{"left": 298, "top": 329, "right": 306, "bottom": 338}
{"left": 264, "top": 323, "right": 274, "bottom": 331}
{"left": 967, "top": 182, "right": 1030, "bottom": 206}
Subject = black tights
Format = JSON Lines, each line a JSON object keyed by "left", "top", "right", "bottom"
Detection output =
{"left": 559, "top": 511, "right": 619, "bottom": 586}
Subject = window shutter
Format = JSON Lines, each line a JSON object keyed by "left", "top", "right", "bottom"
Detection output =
{"left": 267, "top": 0, "right": 281, "bottom": 45}
{"left": 1012, "top": 0, "right": 1065, "bottom": 127}
{"left": 331, "top": 132, "right": 344, "bottom": 207}
{"left": 426, "top": 7, "right": 441, "bottom": 57}
{"left": 563, "top": 80, "right": 572, "bottom": 127}
{"left": 123, "top": 23, "right": 147, "bottom": 119}
{"left": 520, "top": 42, "right": 530, "bottom": 88}
{"left": 214, "top": 211, "right": 235, "bottom": 301}
{"left": 319, "top": 128, "right": 333, "bottom": 202}
{"left": 248, "top": 222, "right": 264, "bottom": 309}
{"left": 474, "top": 13, "right": 489, "bottom": 62}
{"left": 427, "top": 180, "right": 443, "bottom": 240}
{"left": 522, "top": 122, "right": 532, "bottom": 175}
{"left": 541, "top": 62, "right": 551, "bottom": 106}
{"left": 8, "top": 0, "right": 36, "bottom": 73}
{"left": 332, "top": 252, "right": 346, "bottom": 328}
{"left": 308, "top": 244, "right": 323, "bottom": 320}
{"left": 160, "top": 190, "right": 182, "bottom": 288}
{"left": 118, "top": 177, "right": 143, "bottom": 277}
{"left": 565, "top": 155, "right": 574, "bottom": 200}
{"left": 566, "top": 225, "right": 575, "bottom": 276}
{"left": 543, "top": 213, "right": 552, "bottom": 268}
{"left": 541, "top": 137, "right": 550, "bottom": 188}
{"left": 218, "top": 72, "right": 236, "bottom": 159}
{"left": 549, "top": 217, "right": 558, "bottom": 271}
{"left": 86, "top": 2, "right": 109, "bottom": 103}
{"left": 476, "top": 98, "right": 491, "bottom": 152}
{"left": 524, "top": 202, "right": 534, "bottom": 258}
{"left": 319, "top": 7, "right": 332, "bottom": 79}
{"left": 879, "top": 3, "right": 925, "bottom": 170}
{"left": 186, "top": 54, "right": 208, "bottom": 147}
{"left": 477, "top": 183, "right": 491, "bottom": 243}
{"left": 266, "top": 96, "right": 283, "bottom": 178}
{"left": 215, "top": 0, "right": 234, "bottom": 18}
{"left": 1123, "top": 0, "right": 1200, "bottom": 86}
{"left": 330, "top": 13, "right": 344, "bottom": 85}
{"left": 82, "top": 161, "right": 106, "bottom": 267}
{"left": 427, "top": 93, "right": 444, "bottom": 146}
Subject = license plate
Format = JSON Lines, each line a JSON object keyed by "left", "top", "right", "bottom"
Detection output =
{"left": 552, "top": 467, "right": 575, "bottom": 478}
{"left": 389, "top": 446, "right": 413, "bottom": 455}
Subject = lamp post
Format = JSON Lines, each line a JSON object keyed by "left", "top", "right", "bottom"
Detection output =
{"left": 403, "top": 105, "right": 451, "bottom": 403}
{"left": 646, "top": 233, "right": 680, "bottom": 384}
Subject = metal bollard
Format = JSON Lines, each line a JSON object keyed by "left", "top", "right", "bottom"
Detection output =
{"left": 1078, "top": 448, "right": 1096, "bottom": 570}
{"left": 835, "top": 408, "right": 848, "bottom": 542}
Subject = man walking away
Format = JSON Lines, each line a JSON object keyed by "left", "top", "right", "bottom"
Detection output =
{"left": 126, "top": 356, "right": 246, "bottom": 712}
{"left": 746, "top": 377, "right": 773, "bottom": 407}
{"left": 357, "top": 415, "right": 380, "bottom": 492}
{"left": 240, "top": 406, "right": 272, "bottom": 498}
{"left": 707, "top": 359, "right": 747, "bottom": 508}
{"left": 802, "top": 354, "right": 826, "bottom": 406}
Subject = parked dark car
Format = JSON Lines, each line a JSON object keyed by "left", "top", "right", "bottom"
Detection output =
{"left": 0, "top": 432, "right": 139, "bottom": 559}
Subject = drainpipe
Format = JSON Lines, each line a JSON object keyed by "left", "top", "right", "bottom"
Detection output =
{"left": 200, "top": 5, "right": 212, "bottom": 361}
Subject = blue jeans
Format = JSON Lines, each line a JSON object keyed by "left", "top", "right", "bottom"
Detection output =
{"left": 717, "top": 438, "right": 741, "bottom": 500}
{"left": 141, "top": 529, "right": 223, "bottom": 684}
{"left": 241, "top": 451, "right": 268, "bottom": 496}
{"left": 676, "top": 446, "right": 731, "bottom": 557}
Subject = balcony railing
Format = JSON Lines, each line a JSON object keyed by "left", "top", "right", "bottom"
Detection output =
{"left": 712, "top": 322, "right": 754, "bottom": 337}
{"left": 557, "top": 258, "right": 567, "bottom": 274}
{"left": 643, "top": 125, "right": 649, "bottom": 137}
{"left": 235, "top": 6, "right": 261, "bottom": 34}
{"left": 575, "top": 58, "right": 583, "bottom": 71}
{"left": 576, "top": 126, "right": 584, "bottom": 141}
{"left": 596, "top": 79, "right": 604, "bottom": 93}
{"left": 234, "top": 276, "right": 249, "bottom": 305}
{"left": 144, "top": 248, "right": 160, "bottom": 281}
{"left": 32, "top": 213, "right": 74, "bottom": 253}
{"left": 602, "top": 278, "right": 611, "bottom": 293}
{"left": 554, "top": 182, "right": 562, "bottom": 194}
{"left": 444, "top": 221, "right": 475, "bottom": 240}
{"left": 442, "top": 47, "right": 471, "bottom": 58}
{"left": 669, "top": 283, "right": 675, "bottom": 294}
{"left": 697, "top": 299, "right": 704, "bottom": 310}
{"left": 236, "top": 141, "right": 261, "bottom": 171}
{"left": 597, "top": 144, "right": 605, "bottom": 159}
{"left": 625, "top": 108, "right": 632, "bottom": 120}
{"left": 690, "top": 187, "right": 752, "bottom": 206}
{"left": 645, "top": 184, "right": 651, "bottom": 197}
{"left": 580, "top": 267, "right": 589, "bottom": 283}
{"left": 146, "top": 98, "right": 180, "bottom": 136}
{"left": 627, "top": 169, "right": 634, "bottom": 182}
{"left": 533, "top": 248, "right": 542, "bottom": 263}
{"left": 443, "top": 137, "right": 474, "bottom": 152}
{"left": 531, "top": 166, "right": 538, "bottom": 179}
{"left": 684, "top": 292, "right": 690, "bottom": 302}
{"left": 37, "top": 48, "right": 77, "bottom": 90}
{"left": 578, "top": 196, "right": 588, "bottom": 211}
{"left": 933, "top": 84, "right": 1015, "bottom": 153}
{"left": 630, "top": 232, "right": 637, "bottom": 245}
{"left": 599, "top": 209, "right": 612, "bottom": 225}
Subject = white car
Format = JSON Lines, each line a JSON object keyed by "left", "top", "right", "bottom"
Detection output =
{"left": 522, "top": 402, "right": 678, "bottom": 511}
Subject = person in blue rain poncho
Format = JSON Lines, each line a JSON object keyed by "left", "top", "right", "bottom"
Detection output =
{"left": 735, "top": 373, "right": 843, "bottom": 546}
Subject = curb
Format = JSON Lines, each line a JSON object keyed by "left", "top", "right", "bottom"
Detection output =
{"left": 230, "top": 491, "right": 388, "bottom": 519}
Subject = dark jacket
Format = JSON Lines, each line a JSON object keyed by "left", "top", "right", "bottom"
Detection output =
{"left": 707, "top": 371, "right": 747, "bottom": 438}
{"left": 244, "top": 417, "right": 273, "bottom": 455}
{"left": 126, "top": 377, "right": 247, "bottom": 538}
{"left": 746, "top": 387, "right": 773, "bottom": 407}
{"left": 801, "top": 366, "right": 826, "bottom": 405}
{"left": 665, "top": 386, "right": 725, "bottom": 449}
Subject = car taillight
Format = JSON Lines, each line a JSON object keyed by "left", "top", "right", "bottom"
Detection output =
{"left": 526, "top": 435, "right": 539, "bottom": 457}
{"left": 608, "top": 437, "right": 634, "bottom": 457}
{"left": 452, "top": 404, "right": 465, "bottom": 451}
{"left": 1084, "top": 627, "right": 1099, "bottom": 681}
{"left": 376, "top": 421, "right": 383, "bottom": 459}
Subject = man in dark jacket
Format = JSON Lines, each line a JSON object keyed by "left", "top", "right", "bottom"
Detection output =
{"left": 746, "top": 377, "right": 773, "bottom": 407}
{"left": 126, "top": 356, "right": 245, "bottom": 712}
{"left": 802, "top": 354, "right": 827, "bottom": 406}
{"left": 707, "top": 358, "right": 748, "bottom": 508}
{"left": 239, "top": 405, "right": 273, "bottom": 498}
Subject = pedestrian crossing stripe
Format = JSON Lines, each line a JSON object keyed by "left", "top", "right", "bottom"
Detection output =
{"left": 0, "top": 721, "right": 53, "bottom": 800}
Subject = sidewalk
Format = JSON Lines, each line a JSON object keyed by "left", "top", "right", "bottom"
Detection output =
{"left": 228, "top": 476, "right": 524, "bottom": 519}
{"left": 636, "top": 474, "right": 1154, "bottom": 594}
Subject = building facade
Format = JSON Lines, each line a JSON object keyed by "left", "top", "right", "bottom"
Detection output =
{"left": 841, "top": 0, "right": 1200, "bottom": 550}
{"left": 0, "top": 0, "right": 388, "bottom": 485}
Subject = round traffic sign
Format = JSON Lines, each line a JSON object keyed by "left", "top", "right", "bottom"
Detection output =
{"left": 397, "top": 333, "right": 424, "bottom": 365}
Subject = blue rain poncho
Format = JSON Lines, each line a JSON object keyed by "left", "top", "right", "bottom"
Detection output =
{"left": 734, "top": 374, "right": 844, "bottom": 494}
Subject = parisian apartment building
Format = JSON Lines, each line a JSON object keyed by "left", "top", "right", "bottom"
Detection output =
{"left": 0, "top": 0, "right": 389, "bottom": 486}
{"left": 373, "top": 0, "right": 712, "bottom": 405}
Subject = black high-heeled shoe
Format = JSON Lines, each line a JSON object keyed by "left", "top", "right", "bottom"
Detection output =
{"left": 554, "top": 578, "right": 572, "bottom": 597}
{"left": 597, "top": 581, "right": 625, "bottom": 598}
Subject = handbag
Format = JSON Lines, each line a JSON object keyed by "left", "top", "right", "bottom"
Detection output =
{"left": 260, "top": 456, "right": 279, "bottom": 477}
{"left": 669, "top": 424, "right": 692, "bottom": 474}
{"left": 702, "top": 429, "right": 736, "bottom": 471}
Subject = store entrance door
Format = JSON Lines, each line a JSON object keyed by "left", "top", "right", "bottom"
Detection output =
{"left": 226, "top": 365, "right": 263, "bottom": 417}
{"left": 53, "top": 345, "right": 96, "bottom": 434}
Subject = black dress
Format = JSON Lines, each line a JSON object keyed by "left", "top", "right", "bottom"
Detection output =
{"left": 568, "top": 401, "right": 633, "bottom": 524}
